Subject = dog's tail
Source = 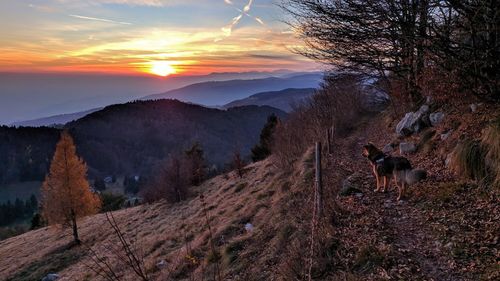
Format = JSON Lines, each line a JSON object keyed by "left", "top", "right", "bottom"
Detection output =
{"left": 406, "top": 169, "right": 427, "bottom": 185}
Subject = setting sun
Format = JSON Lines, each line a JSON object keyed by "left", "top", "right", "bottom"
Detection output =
{"left": 150, "top": 61, "right": 177, "bottom": 77}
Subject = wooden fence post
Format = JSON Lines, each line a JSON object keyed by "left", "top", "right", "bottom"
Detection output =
{"left": 315, "top": 142, "right": 323, "bottom": 217}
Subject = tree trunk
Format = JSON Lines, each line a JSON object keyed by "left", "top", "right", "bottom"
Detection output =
{"left": 71, "top": 210, "right": 80, "bottom": 245}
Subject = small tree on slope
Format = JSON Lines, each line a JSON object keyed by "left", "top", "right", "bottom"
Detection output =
{"left": 251, "top": 114, "right": 279, "bottom": 162}
{"left": 41, "top": 131, "right": 101, "bottom": 245}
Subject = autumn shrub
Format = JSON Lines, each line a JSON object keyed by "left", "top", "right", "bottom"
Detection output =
{"left": 482, "top": 118, "right": 500, "bottom": 188}
{"left": 450, "top": 139, "right": 488, "bottom": 181}
{"left": 273, "top": 74, "right": 366, "bottom": 167}
{"left": 142, "top": 155, "right": 191, "bottom": 203}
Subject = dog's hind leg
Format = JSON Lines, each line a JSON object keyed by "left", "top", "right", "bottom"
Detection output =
{"left": 397, "top": 181, "right": 405, "bottom": 201}
{"left": 382, "top": 176, "right": 388, "bottom": 192}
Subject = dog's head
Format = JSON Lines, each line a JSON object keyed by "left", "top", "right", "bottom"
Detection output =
{"left": 362, "top": 143, "right": 379, "bottom": 158}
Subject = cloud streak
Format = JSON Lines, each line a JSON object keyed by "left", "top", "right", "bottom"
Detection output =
{"left": 69, "top": 14, "right": 132, "bottom": 25}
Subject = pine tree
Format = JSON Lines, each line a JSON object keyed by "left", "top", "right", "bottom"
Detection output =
{"left": 185, "top": 142, "right": 206, "bottom": 186}
{"left": 41, "top": 131, "right": 101, "bottom": 244}
{"left": 251, "top": 114, "right": 279, "bottom": 162}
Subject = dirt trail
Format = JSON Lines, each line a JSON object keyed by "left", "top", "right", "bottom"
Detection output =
{"left": 326, "top": 117, "right": 461, "bottom": 280}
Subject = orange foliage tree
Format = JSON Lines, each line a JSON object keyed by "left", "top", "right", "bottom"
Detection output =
{"left": 41, "top": 131, "right": 101, "bottom": 244}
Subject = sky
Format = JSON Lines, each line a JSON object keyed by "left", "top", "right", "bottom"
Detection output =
{"left": 0, "top": 0, "right": 317, "bottom": 76}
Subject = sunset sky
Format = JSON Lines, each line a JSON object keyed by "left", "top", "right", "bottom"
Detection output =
{"left": 0, "top": 0, "right": 317, "bottom": 76}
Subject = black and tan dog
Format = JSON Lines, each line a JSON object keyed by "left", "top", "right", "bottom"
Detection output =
{"left": 362, "top": 143, "right": 427, "bottom": 200}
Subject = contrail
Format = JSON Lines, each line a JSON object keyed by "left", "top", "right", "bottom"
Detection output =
{"left": 69, "top": 14, "right": 132, "bottom": 25}
{"left": 217, "top": 0, "right": 264, "bottom": 41}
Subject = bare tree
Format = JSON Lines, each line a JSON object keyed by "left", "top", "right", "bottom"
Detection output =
{"left": 281, "top": 0, "right": 432, "bottom": 103}
{"left": 231, "top": 148, "right": 246, "bottom": 178}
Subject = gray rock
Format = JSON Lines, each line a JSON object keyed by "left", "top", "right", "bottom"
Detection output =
{"left": 41, "top": 274, "right": 59, "bottom": 281}
{"left": 470, "top": 104, "right": 478, "bottom": 112}
{"left": 396, "top": 105, "right": 430, "bottom": 136}
{"left": 399, "top": 142, "right": 417, "bottom": 155}
{"left": 383, "top": 143, "right": 394, "bottom": 153}
{"left": 441, "top": 131, "right": 452, "bottom": 140}
{"left": 429, "top": 112, "right": 445, "bottom": 126}
{"left": 156, "top": 260, "right": 167, "bottom": 269}
{"left": 340, "top": 174, "right": 363, "bottom": 196}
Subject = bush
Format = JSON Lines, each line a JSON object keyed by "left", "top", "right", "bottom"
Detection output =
{"left": 100, "top": 192, "right": 127, "bottom": 212}
{"left": 273, "top": 74, "right": 366, "bottom": 167}
{"left": 142, "top": 154, "right": 191, "bottom": 203}
{"left": 482, "top": 118, "right": 500, "bottom": 188}
{"left": 450, "top": 139, "right": 488, "bottom": 181}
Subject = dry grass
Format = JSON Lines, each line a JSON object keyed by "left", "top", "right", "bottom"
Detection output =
{"left": 0, "top": 158, "right": 308, "bottom": 281}
{"left": 450, "top": 139, "right": 488, "bottom": 181}
{"left": 482, "top": 117, "right": 500, "bottom": 188}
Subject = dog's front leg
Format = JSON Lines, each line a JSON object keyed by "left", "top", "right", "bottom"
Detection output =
{"left": 373, "top": 166, "right": 380, "bottom": 192}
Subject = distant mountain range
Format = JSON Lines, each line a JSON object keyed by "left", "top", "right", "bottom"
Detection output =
{"left": 0, "top": 70, "right": 317, "bottom": 125}
{"left": 11, "top": 108, "right": 102, "bottom": 127}
{"left": 141, "top": 73, "right": 323, "bottom": 106}
{"left": 0, "top": 99, "right": 285, "bottom": 184}
{"left": 9, "top": 72, "right": 322, "bottom": 126}
{"left": 223, "top": 88, "right": 316, "bottom": 112}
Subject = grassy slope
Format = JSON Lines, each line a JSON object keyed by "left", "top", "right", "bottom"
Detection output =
{"left": 0, "top": 158, "right": 311, "bottom": 281}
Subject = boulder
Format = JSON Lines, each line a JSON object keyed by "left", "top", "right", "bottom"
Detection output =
{"left": 41, "top": 274, "right": 59, "bottom": 281}
{"left": 399, "top": 142, "right": 417, "bottom": 155}
{"left": 340, "top": 174, "right": 363, "bottom": 196}
{"left": 396, "top": 105, "right": 430, "bottom": 136}
{"left": 429, "top": 112, "right": 445, "bottom": 126}
{"left": 382, "top": 143, "right": 395, "bottom": 153}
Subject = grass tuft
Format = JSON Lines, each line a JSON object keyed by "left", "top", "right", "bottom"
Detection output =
{"left": 450, "top": 139, "right": 488, "bottom": 181}
{"left": 482, "top": 117, "right": 500, "bottom": 188}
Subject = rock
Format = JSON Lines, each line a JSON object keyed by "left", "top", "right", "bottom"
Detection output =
{"left": 396, "top": 105, "right": 430, "bottom": 136}
{"left": 244, "top": 223, "right": 254, "bottom": 232}
{"left": 156, "top": 260, "right": 167, "bottom": 269}
{"left": 399, "top": 142, "right": 417, "bottom": 155}
{"left": 470, "top": 103, "right": 478, "bottom": 112}
{"left": 429, "top": 112, "right": 445, "bottom": 126}
{"left": 340, "top": 174, "right": 363, "bottom": 196}
{"left": 41, "top": 274, "right": 59, "bottom": 281}
{"left": 441, "top": 131, "right": 452, "bottom": 140}
{"left": 383, "top": 143, "right": 394, "bottom": 153}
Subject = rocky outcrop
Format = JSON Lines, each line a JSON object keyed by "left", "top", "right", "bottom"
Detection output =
{"left": 340, "top": 173, "right": 363, "bottom": 196}
{"left": 396, "top": 105, "right": 430, "bottom": 136}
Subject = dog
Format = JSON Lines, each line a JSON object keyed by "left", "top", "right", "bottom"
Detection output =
{"left": 362, "top": 143, "right": 427, "bottom": 200}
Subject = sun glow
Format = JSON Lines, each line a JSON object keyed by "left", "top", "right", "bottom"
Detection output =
{"left": 149, "top": 61, "right": 177, "bottom": 76}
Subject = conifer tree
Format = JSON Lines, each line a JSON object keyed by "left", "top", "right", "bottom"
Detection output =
{"left": 251, "top": 114, "right": 279, "bottom": 162}
{"left": 41, "top": 131, "right": 100, "bottom": 244}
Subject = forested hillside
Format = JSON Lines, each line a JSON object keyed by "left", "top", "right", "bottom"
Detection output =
{"left": 0, "top": 100, "right": 285, "bottom": 184}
